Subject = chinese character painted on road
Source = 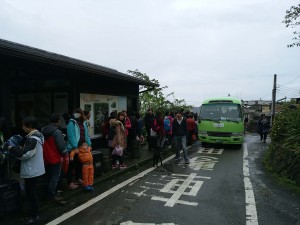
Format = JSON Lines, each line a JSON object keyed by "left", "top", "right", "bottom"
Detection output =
{"left": 152, "top": 173, "right": 210, "bottom": 207}
{"left": 189, "top": 156, "right": 219, "bottom": 171}
{"left": 198, "top": 147, "right": 224, "bottom": 155}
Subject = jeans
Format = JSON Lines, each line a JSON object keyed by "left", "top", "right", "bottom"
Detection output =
{"left": 45, "top": 162, "right": 62, "bottom": 199}
{"left": 174, "top": 135, "right": 189, "bottom": 161}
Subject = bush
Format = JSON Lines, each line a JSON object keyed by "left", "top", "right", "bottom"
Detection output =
{"left": 266, "top": 104, "right": 300, "bottom": 186}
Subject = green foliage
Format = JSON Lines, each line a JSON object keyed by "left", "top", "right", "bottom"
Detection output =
{"left": 127, "top": 69, "right": 193, "bottom": 115}
{"left": 266, "top": 104, "right": 300, "bottom": 187}
{"left": 270, "top": 105, "right": 300, "bottom": 148}
{"left": 283, "top": 4, "right": 300, "bottom": 47}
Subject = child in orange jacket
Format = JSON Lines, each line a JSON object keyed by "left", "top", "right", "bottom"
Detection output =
{"left": 77, "top": 140, "right": 94, "bottom": 191}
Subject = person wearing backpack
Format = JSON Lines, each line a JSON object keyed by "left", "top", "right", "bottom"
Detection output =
{"left": 41, "top": 113, "right": 67, "bottom": 204}
{"left": 164, "top": 112, "right": 174, "bottom": 147}
{"left": 8, "top": 116, "right": 45, "bottom": 224}
{"left": 155, "top": 111, "right": 165, "bottom": 149}
{"left": 144, "top": 108, "right": 156, "bottom": 151}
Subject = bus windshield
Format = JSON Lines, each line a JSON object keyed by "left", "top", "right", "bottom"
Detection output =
{"left": 200, "top": 103, "right": 242, "bottom": 122}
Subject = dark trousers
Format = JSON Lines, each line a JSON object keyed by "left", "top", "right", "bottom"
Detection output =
{"left": 45, "top": 162, "right": 62, "bottom": 199}
{"left": 24, "top": 176, "right": 40, "bottom": 218}
{"left": 112, "top": 154, "right": 124, "bottom": 165}
{"left": 259, "top": 131, "right": 268, "bottom": 141}
{"left": 67, "top": 154, "right": 82, "bottom": 184}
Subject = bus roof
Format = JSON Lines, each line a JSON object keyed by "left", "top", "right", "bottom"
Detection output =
{"left": 202, "top": 97, "right": 242, "bottom": 104}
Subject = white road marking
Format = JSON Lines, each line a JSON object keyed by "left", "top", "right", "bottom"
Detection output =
{"left": 243, "top": 143, "right": 259, "bottom": 225}
{"left": 121, "top": 222, "right": 176, "bottom": 225}
{"left": 153, "top": 173, "right": 202, "bottom": 207}
{"left": 198, "top": 147, "right": 224, "bottom": 154}
{"left": 170, "top": 173, "right": 211, "bottom": 180}
{"left": 189, "top": 156, "right": 219, "bottom": 171}
{"left": 151, "top": 196, "right": 198, "bottom": 206}
{"left": 46, "top": 154, "right": 176, "bottom": 225}
{"left": 46, "top": 145, "right": 209, "bottom": 224}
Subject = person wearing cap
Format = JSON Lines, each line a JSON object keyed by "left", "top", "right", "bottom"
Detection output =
{"left": 172, "top": 111, "right": 190, "bottom": 164}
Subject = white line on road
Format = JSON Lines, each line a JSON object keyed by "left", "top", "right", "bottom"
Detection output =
{"left": 46, "top": 154, "right": 177, "bottom": 225}
{"left": 243, "top": 143, "right": 259, "bottom": 225}
{"left": 121, "top": 222, "right": 176, "bottom": 225}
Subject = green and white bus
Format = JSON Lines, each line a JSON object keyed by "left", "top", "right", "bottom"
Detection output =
{"left": 198, "top": 97, "right": 244, "bottom": 145}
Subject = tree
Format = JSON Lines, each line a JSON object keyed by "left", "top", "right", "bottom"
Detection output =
{"left": 283, "top": 4, "right": 300, "bottom": 47}
{"left": 127, "top": 69, "right": 193, "bottom": 115}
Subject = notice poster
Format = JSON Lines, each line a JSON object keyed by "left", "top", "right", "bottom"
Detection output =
{"left": 80, "top": 93, "right": 127, "bottom": 138}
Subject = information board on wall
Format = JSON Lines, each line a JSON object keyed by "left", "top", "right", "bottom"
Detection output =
{"left": 80, "top": 93, "right": 127, "bottom": 138}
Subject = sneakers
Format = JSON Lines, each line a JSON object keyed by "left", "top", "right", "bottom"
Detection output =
{"left": 112, "top": 164, "right": 119, "bottom": 169}
{"left": 52, "top": 196, "right": 67, "bottom": 205}
{"left": 53, "top": 196, "right": 63, "bottom": 201}
{"left": 76, "top": 179, "right": 83, "bottom": 185}
{"left": 119, "top": 164, "right": 127, "bottom": 169}
{"left": 83, "top": 185, "right": 94, "bottom": 191}
{"left": 175, "top": 157, "right": 181, "bottom": 163}
{"left": 68, "top": 182, "right": 79, "bottom": 190}
{"left": 83, "top": 186, "right": 92, "bottom": 191}
{"left": 23, "top": 216, "right": 40, "bottom": 225}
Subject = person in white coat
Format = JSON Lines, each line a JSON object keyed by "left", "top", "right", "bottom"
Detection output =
{"left": 9, "top": 116, "right": 45, "bottom": 225}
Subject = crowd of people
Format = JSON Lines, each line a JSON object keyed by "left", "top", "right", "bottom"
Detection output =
{"left": 0, "top": 108, "right": 199, "bottom": 224}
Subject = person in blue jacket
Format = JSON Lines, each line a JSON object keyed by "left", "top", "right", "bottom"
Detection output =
{"left": 66, "top": 108, "right": 91, "bottom": 189}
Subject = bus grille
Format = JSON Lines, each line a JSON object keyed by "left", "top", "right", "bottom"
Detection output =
{"left": 207, "top": 132, "right": 232, "bottom": 137}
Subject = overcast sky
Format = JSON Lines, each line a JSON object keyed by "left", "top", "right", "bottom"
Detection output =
{"left": 1, "top": 0, "right": 300, "bottom": 106}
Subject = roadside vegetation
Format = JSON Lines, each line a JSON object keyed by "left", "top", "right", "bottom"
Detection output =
{"left": 128, "top": 69, "right": 193, "bottom": 115}
{"left": 283, "top": 4, "right": 300, "bottom": 47}
{"left": 264, "top": 103, "right": 300, "bottom": 191}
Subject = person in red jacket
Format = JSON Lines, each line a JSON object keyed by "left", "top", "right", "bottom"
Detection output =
{"left": 186, "top": 113, "right": 196, "bottom": 146}
{"left": 122, "top": 110, "right": 132, "bottom": 156}
{"left": 77, "top": 140, "right": 94, "bottom": 191}
{"left": 41, "top": 113, "right": 67, "bottom": 202}
{"left": 155, "top": 111, "right": 166, "bottom": 149}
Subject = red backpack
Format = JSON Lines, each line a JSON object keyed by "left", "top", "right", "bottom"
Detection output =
{"left": 43, "top": 136, "right": 62, "bottom": 165}
{"left": 151, "top": 119, "right": 159, "bottom": 132}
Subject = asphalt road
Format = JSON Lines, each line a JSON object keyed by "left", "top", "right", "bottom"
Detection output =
{"left": 43, "top": 134, "right": 300, "bottom": 225}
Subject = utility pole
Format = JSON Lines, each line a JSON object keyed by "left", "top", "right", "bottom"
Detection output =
{"left": 271, "top": 74, "right": 277, "bottom": 125}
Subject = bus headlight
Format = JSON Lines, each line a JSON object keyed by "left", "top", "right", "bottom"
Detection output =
{"left": 232, "top": 132, "right": 243, "bottom": 137}
{"left": 199, "top": 131, "right": 208, "bottom": 136}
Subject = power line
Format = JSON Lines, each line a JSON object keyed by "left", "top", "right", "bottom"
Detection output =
{"left": 282, "top": 75, "right": 300, "bottom": 85}
{"left": 277, "top": 91, "right": 299, "bottom": 98}
{"left": 277, "top": 88, "right": 299, "bottom": 94}
{"left": 277, "top": 90, "right": 299, "bottom": 96}
{"left": 277, "top": 84, "right": 300, "bottom": 92}
{"left": 277, "top": 87, "right": 299, "bottom": 95}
